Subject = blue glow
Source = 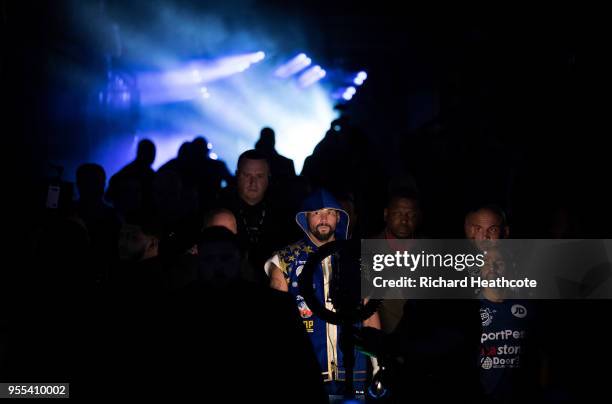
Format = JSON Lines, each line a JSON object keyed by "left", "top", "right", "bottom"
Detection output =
{"left": 274, "top": 53, "right": 312, "bottom": 78}
{"left": 97, "top": 56, "right": 338, "bottom": 174}
{"left": 137, "top": 52, "right": 267, "bottom": 105}
{"left": 298, "top": 65, "right": 326, "bottom": 88}
{"left": 79, "top": 3, "right": 337, "bottom": 176}
{"left": 253, "top": 51, "right": 266, "bottom": 62}
{"left": 342, "top": 86, "right": 357, "bottom": 101}
{"left": 353, "top": 71, "right": 368, "bottom": 86}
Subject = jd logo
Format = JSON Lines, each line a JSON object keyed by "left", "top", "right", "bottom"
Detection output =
{"left": 511, "top": 304, "right": 527, "bottom": 318}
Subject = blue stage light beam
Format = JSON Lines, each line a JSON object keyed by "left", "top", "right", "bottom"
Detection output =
{"left": 298, "top": 65, "right": 326, "bottom": 88}
{"left": 274, "top": 53, "right": 312, "bottom": 78}
{"left": 137, "top": 52, "right": 265, "bottom": 105}
{"left": 78, "top": 2, "right": 337, "bottom": 177}
{"left": 113, "top": 54, "right": 337, "bottom": 174}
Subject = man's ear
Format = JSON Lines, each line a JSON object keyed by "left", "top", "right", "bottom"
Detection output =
{"left": 503, "top": 226, "right": 510, "bottom": 239}
{"left": 383, "top": 208, "right": 388, "bottom": 222}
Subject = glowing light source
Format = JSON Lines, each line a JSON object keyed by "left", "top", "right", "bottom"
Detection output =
{"left": 274, "top": 53, "right": 312, "bottom": 78}
{"left": 66, "top": 0, "right": 338, "bottom": 180}
{"left": 95, "top": 53, "right": 336, "bottom": 176}
{"left": 342, "top": 86, "right": 357, "bottom": 101}
{"left": 252, "top": 51, "right": 265, "bottom": 63}
{"left": 298, "top": 65, "right": 326, "bottom": 88}
{"left": 138, "top": 52, "right": 266, "bottom": 105}
{"left": 353, "top": 71, "right": 368, "bottom": 86}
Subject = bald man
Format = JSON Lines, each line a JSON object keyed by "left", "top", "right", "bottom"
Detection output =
{"left": 464, "top": 205, "right": 509, "bottom": 244}
{"left": 204, "top": 208, "right": 238, "bottom": 235}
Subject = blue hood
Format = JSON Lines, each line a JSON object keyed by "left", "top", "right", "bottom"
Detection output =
{"left": 296, "top": 189, "right": 350, "bottom": 242}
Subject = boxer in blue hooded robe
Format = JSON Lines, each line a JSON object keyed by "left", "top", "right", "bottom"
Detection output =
{"left": 265, "top": 189, "right": 380, "bottom": 396}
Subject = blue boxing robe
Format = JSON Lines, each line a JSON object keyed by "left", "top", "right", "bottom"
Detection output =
{"left": 265, "top": 190, "right": 367, "bottom": 395}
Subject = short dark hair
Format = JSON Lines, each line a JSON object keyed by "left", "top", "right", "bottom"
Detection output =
{"left": 466, "top": 204, "right": 508, "bottom": 227}
{"left": 137, "top": 139, "right": 155, "bottom": 154}
{"left": 237, "top": 149, "right": 269, "bottom": 171}
{"left": 260, "top": 127, "right": 275, "bottom": 138}
{"left": 259, "top": 127, "right": 275, "bottom": 146}
{"left": 386, "top": 188, "right": 420, "bottom": 208}
{"left": 192, "top": 136, "right": 209, "bottom": 154}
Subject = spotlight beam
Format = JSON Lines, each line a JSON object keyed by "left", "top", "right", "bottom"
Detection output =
{"left": 274, "top": 53, "right": 312, "bottom": 78}
{"left": 137, "top": 52, "right": 266, "bottom": 105}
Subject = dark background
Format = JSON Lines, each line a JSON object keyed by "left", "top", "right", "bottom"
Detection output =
{"left": 1, "top": 2, "right": 610, "bottom": 401}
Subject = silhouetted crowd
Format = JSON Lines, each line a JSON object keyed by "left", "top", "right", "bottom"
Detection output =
{"left": 2, "top": 121, "right": 610, "bottom": 404}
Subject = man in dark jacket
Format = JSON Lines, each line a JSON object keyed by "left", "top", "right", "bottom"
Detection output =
{"left": 218, "top": 149, "right": 296, "bottom": 284}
